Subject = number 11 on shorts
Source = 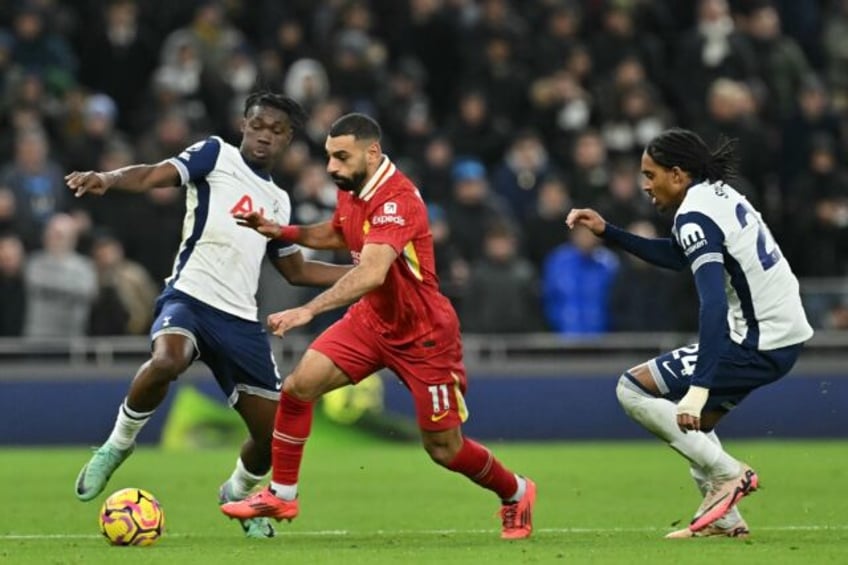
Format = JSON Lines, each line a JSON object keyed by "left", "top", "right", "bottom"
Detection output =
{"left": 428, "top": 384, "right": 450, "bottom": 414}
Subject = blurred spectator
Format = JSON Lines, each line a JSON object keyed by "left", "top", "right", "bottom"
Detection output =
{"left": 87, "top": 231, "right": 157, "bottom": 335}
{"left": 490, "top": 129, "right": 552, "bottom": 220}
{"left": 673, "top": 0, "right": 757, "bottom": 124}
{"left": 529, "top": 70, "right": 593, "bottom": 161}
{"left": 461, "top": 222, "right": 544, "bottom": 333}
{"left": 566, "top": 129, "right": 610, "bottom": 206}
{"left": 291, "top": 160, "right": 337, "bottom": 225}
{"left": 0, "top": 233, "right": 26, "bottom": 336}
{"left": 10, "top": 4, "right": 77, "bottom": 94}
{"left": 589, "top": 1, "right": 665, "bottom": 85}
{"left": 596, "top": 159, "right": 655, "bottom": 229}
{"left": 445, "top": 89, "right": 508, "bottom": 166}
{"left": 427, "top": 203, "right": 468, "bottom": 309}
{"left": 23, "top": 213, "right": 97, "bottom": 337}
{"left": 162, "top": 0, "right": 244, "bottom": 71}
{"left": 522, "top": 175, "right": 572, "bottom": 271}
{"left": 405, "top": 0, "right": 462, "bottom": 119}
{"left": 136, "top": 110, "right": 192, "bottom": 164}
{"left": 0, "top": 128, "right": 67, "bottom": 248}
{"left": 77, "top": 0, "right": 158, "bottom": 135}
{"left": 417, "top": 135, "right": 454, "bottom": 206}
{"left": 445, "top": 158, "right": 512, "bottom": 262}
{"left": 739, "top": 0, "right": 811, "bottom": 121}
{"left": 377, "top": 58, "right": 430, "bottom": 157}
{"left": 270, "top": 19, "right": 314, "bottom": 71}
{"left": 542, "top": 226, "right": 619, "bottom": 335}
{"left": 533, "top": 1, "right": 582, "bottom": 76}
{"left": 697, "top": 79, "right": 770, "bottom": 205}
{"left": 63, "top": 93, "right": 120, "bottom": 172}
{"left": 823, "top": 0, "right": 848, "bottom": 111}
{"left": 780, "top": 75, "right": 843, "bottom": 187}
{"left": 599, "top": 81, "right": 671, "bottom": 160}
{"left": 786, "top": 136, "right": 848, "bottom": 277}
{"left": 283, "top": 58, "right": 330, "bottom": 114}
{"left": 608, "top": 221, "right": 678, "bottom": 332}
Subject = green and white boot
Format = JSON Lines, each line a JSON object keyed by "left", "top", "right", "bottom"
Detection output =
{"left": 75, "top": 443, "right": 136, "bottom": 501}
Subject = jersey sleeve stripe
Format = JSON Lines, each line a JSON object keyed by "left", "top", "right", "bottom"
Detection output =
{"left": 690, "top": 252, "right": 723, "bottom": 274}
{"left": 402, "top": 241, "right": 423, "bottom": 281}
{"left": 167, "top": 157, "right": 190, "bottom": 186}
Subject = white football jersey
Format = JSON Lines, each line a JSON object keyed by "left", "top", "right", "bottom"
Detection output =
{"left": 165, "top": 136, "right": 297, "bottom": 321}
{"left": 672, "top": 181, "right": 813, "bottom": 350}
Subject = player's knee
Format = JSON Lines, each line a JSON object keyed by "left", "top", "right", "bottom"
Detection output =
{"left": 422, "top": 433, "right": 462, "bottom": 467}
{"left": 424, "top": 442, "right": 457, "bottom": 467}
{"left": 147, "top": 353, "right": 189, "bottom": 381}
{"left": 616, "top": 373, "right": 645, "bottom": 416}
{"left": 281, "top": 374, "right": 320, "bottom": 401}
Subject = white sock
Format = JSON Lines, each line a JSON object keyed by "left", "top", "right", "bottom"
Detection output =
{"left": 270, "top": 481, "right": 298, "bottom": 501}
{"left": 106, "top": 399, "right": 153, "bottom": 450}
{"left": 506, "top": 475, "right": 527, "bottom": 503}
{"left": 228, "top": 458, "right": 265, "bottom": 500}
{"left": 616, "top": 378, "right": 741, "bottom": 478}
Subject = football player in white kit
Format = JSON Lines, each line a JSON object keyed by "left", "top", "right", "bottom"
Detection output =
{"left": 567, "top": 128, "right": 813, "bottom": 539}
{"left": 66, "top": 92, "right": 351, "bottom": 538}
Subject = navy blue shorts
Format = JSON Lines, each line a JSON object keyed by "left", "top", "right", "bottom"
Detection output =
{"left": 150, "top": 288, "right": 281, "bottom": 405}
{"left": 646, "top": 341, "right": 804, "bottom": 412}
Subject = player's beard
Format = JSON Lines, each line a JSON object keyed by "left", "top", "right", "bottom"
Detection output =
{"left": 332, "top": 169, "right": 368, "bottom": 193}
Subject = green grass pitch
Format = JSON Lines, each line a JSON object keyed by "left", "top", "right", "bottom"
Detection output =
{"left": 1, "top": 423, "right": 845, "bottom": 564}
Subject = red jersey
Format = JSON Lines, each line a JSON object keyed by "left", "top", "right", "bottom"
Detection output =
{"left": 332, "top": 157, "right": 459, "bottom": 345}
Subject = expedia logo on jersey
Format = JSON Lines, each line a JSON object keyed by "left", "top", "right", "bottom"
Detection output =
{"left": 371, "top": 202, "right": 405, "bottom": 226}
{"left": 679, "top": 223, "right": 707, "bottom": 256}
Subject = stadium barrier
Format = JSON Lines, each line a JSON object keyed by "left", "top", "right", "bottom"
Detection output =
{"left": 0, "top": 333, "right": 846, "bottom": 444}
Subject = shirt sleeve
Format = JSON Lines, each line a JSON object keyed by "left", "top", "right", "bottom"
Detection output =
{"left": 166, "top": 137, "right": 221, "bottom": 185}
{"left": 601, "top": 224, "right": 687, "bottom": 271}
{"left": 364, "top": 193, "right": 423, "bottom": 255}
{"left": 675, "top": 211, "right": 731, "bottom": 389}
{"left": 266, "top": 239, "right": 299, "bottom": 259}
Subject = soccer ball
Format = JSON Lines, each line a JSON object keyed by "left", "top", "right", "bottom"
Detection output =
{"left": 99, "top": 488, "right": 165, "bottom": 546}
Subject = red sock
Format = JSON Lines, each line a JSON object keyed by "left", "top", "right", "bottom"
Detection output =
{"left": 271, "top": 392, "right": 314, "bottom": 485}
{"left": 447, "top": 437, "right": 518, "bottom": 500}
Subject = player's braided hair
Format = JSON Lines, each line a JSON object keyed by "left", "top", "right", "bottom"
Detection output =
{"left": 646, "top": 128, "right": 738, "bottom": 183}
{"left": 328, "top": 113, "right": 382, "bottom": 141}
{"left": 243, "top": 91, "right": 307, "bottom": 131}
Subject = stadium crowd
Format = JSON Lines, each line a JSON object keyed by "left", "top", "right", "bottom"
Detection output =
{"left": 0, "top": 0, "right": 846, "bottom": 338}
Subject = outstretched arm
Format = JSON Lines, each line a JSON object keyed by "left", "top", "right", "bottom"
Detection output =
{"left": 235, "top": 212, "right": 347, "bottom": 250}
{"left": 266, "top": 243, "right": 397, "bottom": 336}
{"left": 270, "top": 249, "right": 352, "bottom": 287}
{"left": 566, "top": 208, "right": 687, "bottom": 271}
{"left": 65, "top": 161, "right": 181, "bottom": 197}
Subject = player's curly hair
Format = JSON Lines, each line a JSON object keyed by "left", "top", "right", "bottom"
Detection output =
{"left": 646, "top": 128, "right": 738, "bottom": 183}
{"left": 243, "top": 91, "right": 307, "bottom": 131}
{"left": 328, "top": 113, "right": 382, "bottom": 141}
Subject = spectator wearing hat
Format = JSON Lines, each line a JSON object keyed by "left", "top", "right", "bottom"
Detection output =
{"left": 63, "top": 93, "right": 122, "bottom": 173}
{"left": 445, "top": 158, "right": 512, "bottom": 262}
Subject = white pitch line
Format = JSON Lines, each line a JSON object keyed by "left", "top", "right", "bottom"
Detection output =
{"left": 2, "top": 525, "right": 847, "bottom": 540}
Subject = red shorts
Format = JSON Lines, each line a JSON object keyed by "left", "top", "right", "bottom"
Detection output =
{"left": 310, "top": 314, "right": 468, "bottom": 431}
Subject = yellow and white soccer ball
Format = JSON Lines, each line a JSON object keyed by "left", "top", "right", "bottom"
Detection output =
{"left": 99, "top": 488, "right": 165, "bottom": 546}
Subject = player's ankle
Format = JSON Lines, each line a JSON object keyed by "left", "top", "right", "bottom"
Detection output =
{"left": 270, "top": 482, "right": 297, "bottom": 501}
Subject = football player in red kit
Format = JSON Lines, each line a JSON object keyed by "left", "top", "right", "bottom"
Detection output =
{"left": 221, "top": 113, "right": 535, "bottom": 539}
